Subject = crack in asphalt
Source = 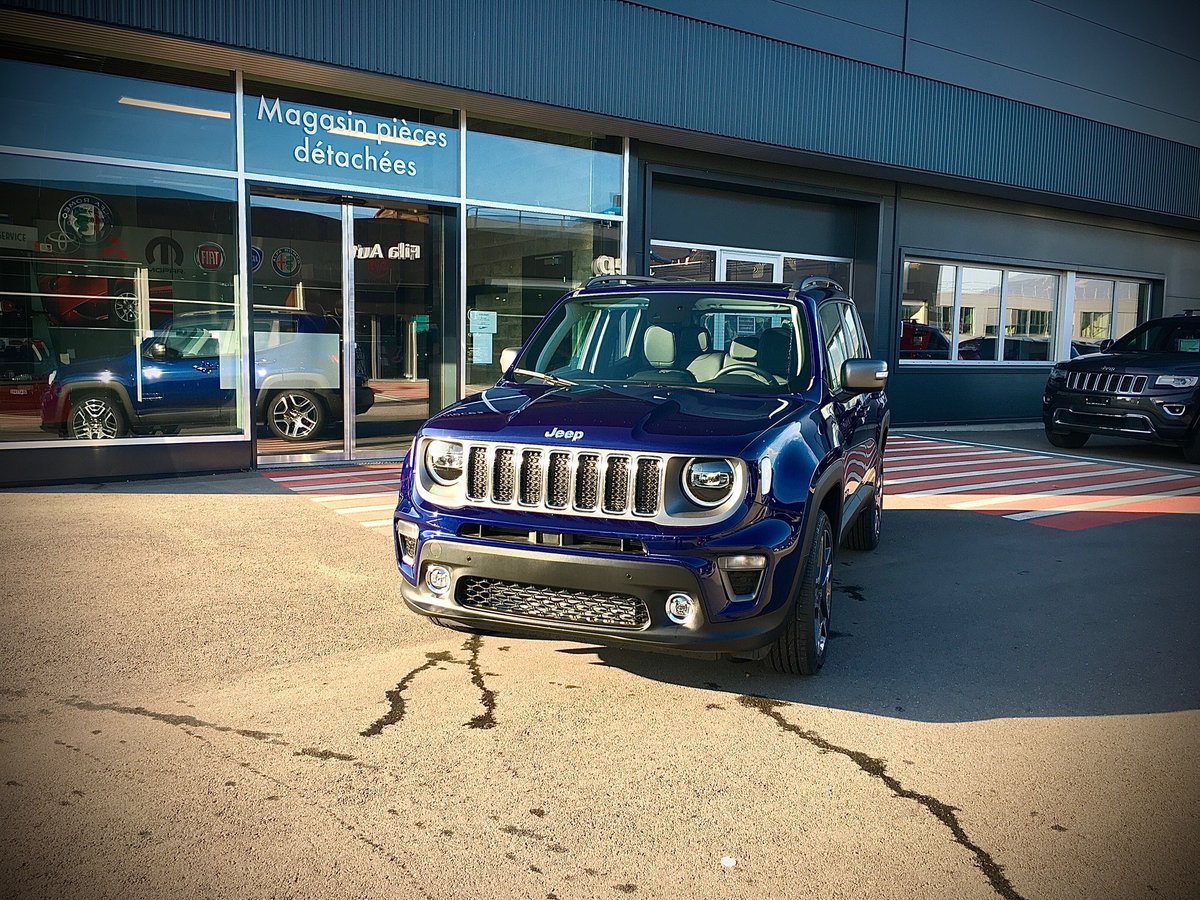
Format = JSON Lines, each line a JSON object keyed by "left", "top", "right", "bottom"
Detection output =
{"left": 362, "top": 638, "right": 498, "bottom": 736}
{"left": 737, "top": 694, "right": 1025, "bottom": 900}
{"left": 360, "top": 651, "right": 454, "bottom": 737}
{"left": 463, "top": 634, "right": 498, "bottom": 730}
{"left": 58, "top": 698, "right": 372, "bottom": 768}
{"left": 61, "top": 699, "right": 286, "bottom": 743}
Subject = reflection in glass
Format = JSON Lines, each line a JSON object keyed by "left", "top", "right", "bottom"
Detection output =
{"left": 1074, "top": 277, "right": 1114, "bottom": 348}
{"left": 0, "top": 156, "right": 241, "bottom": 443}
{"left": 0, "top": 56, "right": 235, "bottom": 169}
{"left": 1115, "top": 281, "right": 1149, "bottom": 338}
{"left": 465, "top": 208, "right": 621, "bottom": 392}
{"left": 649, "top": 245, "right": 716, "bottom": 280}
{"left": 467, "top": 120, "right": 623, "bottom": 214}
{"left": 783, "top": 257, "right": 852, "bottom": 288}
{"left": 249, "top": 197, "right": 349, "bottom": 460}
{"left": 1003, "top": 271, "right": 1057, "bottom": 361}
{"left": 900, "top": 260, "right": 956, "bottom": 361}
{"left": 957, "top": 267, "right": 1001, "bottom": 361}
{"left": 352, "top": 203, "right": 449, "bottom": 456}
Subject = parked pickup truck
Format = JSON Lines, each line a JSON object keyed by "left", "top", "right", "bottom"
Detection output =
{"left": 393, "top": 276, "right": 889, "bottom": 675}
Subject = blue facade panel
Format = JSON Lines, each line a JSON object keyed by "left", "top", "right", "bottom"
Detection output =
{"left": 5, "top": 0, "right": 1200, "bottom": 223}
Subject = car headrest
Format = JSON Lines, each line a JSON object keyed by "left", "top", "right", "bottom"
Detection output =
{"left": 643, "top": 325, "right": 678, "bottom": 368}
{"left": 727, "top": 335, "right": 759, "bottom": 362}
{"left": 677, "top": 324, "right": 710, "bottom": 359}
{"left": 758, "top": 327, "right": 795, "bottom": 377}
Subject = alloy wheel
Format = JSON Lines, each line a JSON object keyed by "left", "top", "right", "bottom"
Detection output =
{"left": 70, "top": 398, "right": 121, "bottom": 439}
{"left": 270, "top": 392, "right": 320, "bottom": 439}
{"left": 811, "top": 520, "right": 833, "bottom": 657}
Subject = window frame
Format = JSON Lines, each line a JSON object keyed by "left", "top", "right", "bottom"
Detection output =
{"left": 900, "top": 255, "right": 1155, "bottom": 367}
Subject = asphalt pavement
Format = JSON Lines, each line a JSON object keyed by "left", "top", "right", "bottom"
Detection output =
{"left": 1, "top": 431, "right": 1197, "bottom": 899}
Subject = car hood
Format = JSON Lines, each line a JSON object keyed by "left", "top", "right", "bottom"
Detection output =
{"left": 1066, "top": 351, "right": 1200, "bottom": 375}
{"left": 423, "top": 383, "right": 810, "bottom": 455}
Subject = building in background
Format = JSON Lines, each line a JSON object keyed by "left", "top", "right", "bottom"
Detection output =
{"left": 1, "top": 0, "right": 1197, "bottom": 485}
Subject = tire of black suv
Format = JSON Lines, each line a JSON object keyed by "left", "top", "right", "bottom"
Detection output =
{"left": 767, "top": 508, "right": 833, "bottom": 676}
{"left": 1184, "top": 428, "right": 1200, "bottom": 465}
{"left": 265, "top": 389, "right": 327, "bottom": 441}
{"left": 1045, "top": 426, "right": 1089, "bottom": 449}
{"left": 844, "top": 459, "right": 883, "bottom": 551}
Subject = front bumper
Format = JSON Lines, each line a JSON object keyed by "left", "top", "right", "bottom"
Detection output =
{"left": 1043, "top": 386, "right": 1198, "bottom": 445}
{"left": 395, "top": 518, "right": 806, "bottom": 659}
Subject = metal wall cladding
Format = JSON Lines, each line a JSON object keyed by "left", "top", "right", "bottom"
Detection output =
{"left": 9, "top": 0, "right": 1200, "bottom": 222}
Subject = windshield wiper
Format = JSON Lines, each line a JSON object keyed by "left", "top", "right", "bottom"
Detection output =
{"left": 513, "top": 367, "right": 578, "bottom": 387}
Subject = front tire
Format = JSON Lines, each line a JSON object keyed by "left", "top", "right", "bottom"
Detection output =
{"left": 69, "top": 392, "right": 127, "bottom": 440}
{"left": 766, "top": 509, "right": 834, "bottom": 676}
{"left": 266, "top": 390, "right": 326, "bottom": 441}
{"left": 1184, "top": 428, "right": 1200, "bottom": 465}
{"left": 1045, "top": 426, "right": 1089, "bottom": 449}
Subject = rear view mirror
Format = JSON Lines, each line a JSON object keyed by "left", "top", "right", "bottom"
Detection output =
{"left": 1099, "top": 339, "right": 1114, "bottom": 352}
{"left": 843, "top": 359, "right": 888, "bottom": 393}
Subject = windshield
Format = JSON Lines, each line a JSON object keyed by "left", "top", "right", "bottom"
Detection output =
{"left": 1111, "top": 319, "right": 1200, "bottom": 354}
{"left": 509, "top": 291, "right": 810, "bottom": 395}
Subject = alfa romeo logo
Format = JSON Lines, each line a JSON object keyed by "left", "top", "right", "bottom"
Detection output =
{"left": 58, "top": 195, "right": 115, "bottom": 245}
{"left": 272, "top": 247, "right": 301, "bottom": 278}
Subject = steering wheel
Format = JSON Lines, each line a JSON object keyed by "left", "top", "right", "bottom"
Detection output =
{"left": 713, "top": 363, "right": 774, "bottom": 385}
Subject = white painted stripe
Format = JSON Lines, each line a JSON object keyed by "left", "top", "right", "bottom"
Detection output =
{"left": 289, "top": 477, "right": 401, "bottom": 492}
{"left": 888, "top": 454, "right": 1052, "bottom": 473}
{"left": 361, "top": 519, "right": 394, "bottom": 528}
{"left": 334, "top": 504, "right": 395, "bottom": 514}
{"left": 269, "top": 469, "right": 403, "bottom": 483}
{"left": 1006, "top": 483, "right": 1200, "bottom": 520}
{"left": 891, "top": 459, "right": 1101, "bottom": 486}
{"left": 311, "top": 491, "right": 396, "bottom": 502}
{"left": 909, "top": 466, "right": 1142, "bottom": 494}
{"left": 884, "top": 449, "right": 1003, "bottom": 462}
{"left": 951, "top": 473, "right": 1193, "bottom": 508}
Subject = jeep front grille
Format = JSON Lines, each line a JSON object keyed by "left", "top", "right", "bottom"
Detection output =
{"left": 457, "top": 576, "right": 650, "bottom": 628}
{"left": 463, "top": 442, "right": 666, "bottom": 519}
{"left": 1066, "top": 371, "right": 1148, "bottom": 394}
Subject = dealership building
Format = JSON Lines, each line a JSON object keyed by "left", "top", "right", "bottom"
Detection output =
{"left": 1, "top": 0, "right": 1197, "bottom": 487}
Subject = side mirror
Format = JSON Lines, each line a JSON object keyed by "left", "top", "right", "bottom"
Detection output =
{"left": 843, "top": 359, "right": 888, "bottom": 393}
{"left": 145, "top": 341, "right": 169, "bottom": 360}
{"left": 1099, "top": 339, "right": 1114, "bottom": 353}
{"left": 499, "top": 347, "right": 520, "bottom": 372}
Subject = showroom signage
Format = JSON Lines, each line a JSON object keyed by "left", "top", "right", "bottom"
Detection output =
{"left": 243, "top": 95, "right": 458, "bottom": 196}
{"left": 353, "top": 242, "right": 422, "bottom": 260}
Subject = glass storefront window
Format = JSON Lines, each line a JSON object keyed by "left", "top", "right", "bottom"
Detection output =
{"left": 900, "top": 260, "right": 956, "bottom": 361}
{"left": 467, "top": 120, "right": 623, "bottom": 214}
{"left": 1075, "top": 277, "right": 1149, "bottom": 349}
{"left": 783, "top": 256, "right": 851, "bottom": 287}
{"left": 465, "top": 208, "right": 620, "bottom": 391}
{"left": 0, "top": 154, "right": 242, "bottom": 443}
{"left": 649, "top": 245, "right": 716, "bottom": 280}
{"left": 0, "top": 53, "right": 235, "bottom": 170}
{"left": 956, "top": 267, "right": 1002, "bottom": 361}
{"left": 1002, "top": 271, "right": 1057, "bottom": 361}
{"left": 243, "top": 83, "right": 458, "bottom": 197}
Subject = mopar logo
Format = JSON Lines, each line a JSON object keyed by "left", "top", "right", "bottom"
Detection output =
{"left": 544, "top": 427, "right": 584, "bottom": 441}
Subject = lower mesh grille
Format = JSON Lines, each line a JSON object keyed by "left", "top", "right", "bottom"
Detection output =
{"left": 457, "top": 577, "right": 650, "bottom": 628}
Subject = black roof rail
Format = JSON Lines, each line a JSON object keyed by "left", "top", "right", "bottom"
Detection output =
{"left": 794, "top": 276, "right": 845, "bottom": 294}
{"left": 583, "top": 274, "right": 692, "bottom": 289}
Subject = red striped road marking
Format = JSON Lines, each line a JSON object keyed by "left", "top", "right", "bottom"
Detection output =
{"left": 885, "top": 437, "right": 1200, "bottom": 531}
{"left": 263, "top": 465, "right": 404, "bottom": 529}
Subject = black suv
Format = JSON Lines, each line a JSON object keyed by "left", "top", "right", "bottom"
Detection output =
{"left": 1043, "top": 315, "right": 1200, "bottom": 463}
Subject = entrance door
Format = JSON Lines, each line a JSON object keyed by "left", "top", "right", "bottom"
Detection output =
{"left": 351, "top": 204, "right": 448, "bottom": 458}
{"left": 250, "top": 195, "right": 449, "bottom": 465}
{"left": 717, "top": 249, "right": 782, "bottom": 283}
{"left": 250, "top": 196, "right": 347, "bottom": 463}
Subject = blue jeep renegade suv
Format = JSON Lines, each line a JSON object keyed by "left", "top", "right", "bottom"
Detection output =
{"left": 393, "top": 276, "right": 889, "bottom": 675}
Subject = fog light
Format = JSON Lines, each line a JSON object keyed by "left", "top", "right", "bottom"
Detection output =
{"left": 665, "top": 592, "right": 695, "bottom": 625}
{"left": 718, "top": 554, "right": 767, "bottom": 571}
{"left": 1163, "top": 404, "right": 1186, "bottom": 417}
{"left": 426, "top": 564, "right": 451, "bottom": 596}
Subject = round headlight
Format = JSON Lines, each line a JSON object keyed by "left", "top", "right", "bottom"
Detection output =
{"left": 425, "top": 439, "right": 464, "bottom": 485}
{"left": 683, "top": 458, "right": 736, "bottom": 507}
